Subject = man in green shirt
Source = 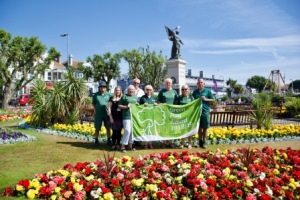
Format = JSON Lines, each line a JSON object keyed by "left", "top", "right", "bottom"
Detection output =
{"left": 92, "top": 81, "right": 111, "bottom": 147}
{"left": 192, "top": 78, "right": 215, "bottom": 148}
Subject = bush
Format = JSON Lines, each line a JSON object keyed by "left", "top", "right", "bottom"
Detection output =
{"left": 284, "top": 98, "right": 300, "bottom": 118}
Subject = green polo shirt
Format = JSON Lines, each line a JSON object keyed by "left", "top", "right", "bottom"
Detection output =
{"left": 192, "top": 88, "right": 214, "bottom": 115}
{"left": 157, "top": 89, "right": 178, "bottom": 104}
{"left": 92, "top": 91, "right": 111, "bottom": 117}
{"left": 176, "top": 95, "right": 194, "bottom": 105}
{"left": 119, "top": 94, "right": 138, "bottom": 120}
{"left": 139, "top": 94, "right": 156, "bottom": 105}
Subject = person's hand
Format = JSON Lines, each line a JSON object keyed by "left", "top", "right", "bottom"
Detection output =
{"left": 110, "top": 118, "right": 114, "bottom": 124}
{"left": 201, "top": 96, "right": 206, "bottom": 101}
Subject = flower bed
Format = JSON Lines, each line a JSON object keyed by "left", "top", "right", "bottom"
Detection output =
{"left": 0, "top": 128, "right": 36, "bottom": 145}
{"left": 2, "top": 147, "right": 300, "bottom": 199}
{"left": 0, "top": 107, "right": 31, "bottom": 122}
{"left": 21, "top": 120, "right": 300, "bottom": 146}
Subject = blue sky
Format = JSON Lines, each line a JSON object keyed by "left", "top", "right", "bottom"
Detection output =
{"left": 1, "top": 0, "right": 300, "bottom": 85}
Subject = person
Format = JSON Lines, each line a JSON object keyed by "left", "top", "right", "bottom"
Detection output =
{"left": 118, "top": 85, "right": 138, "bottom": 152}
{"left": 139, "top": 85, "right": 157, "bottom": 149}
{"left": 192, "top": 78, "right": 215, "bottom": 149}
{"left": 131, "top": 78, "right": 145, "bottom": 147}
{"left": 175, "top": 84, "right": 194, "bottom": 149}
{"left": 92, "top": 81, "right": 111, "bottom": 147}
{"left": 133, "top": 78, "right": 145, "bottom": 101}
{"left": 157, "top": 78, "right": 178, "bottom": 148}
{"left": 108, "top": 86, "right": 123, "bottom": 151}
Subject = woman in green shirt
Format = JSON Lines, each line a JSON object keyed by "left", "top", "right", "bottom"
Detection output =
{"left": 175, "top": 84, "right": 194, "bottom": 149}
{"left": 139, "top": 85, "right": 157, "bottom": 149}
{"left": 157, "top": 78, "right": 178, "bottom": 148}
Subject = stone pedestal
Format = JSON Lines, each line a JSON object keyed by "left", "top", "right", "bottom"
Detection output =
{"left": 166, "top": 58, "right": 187, "bottom": 94}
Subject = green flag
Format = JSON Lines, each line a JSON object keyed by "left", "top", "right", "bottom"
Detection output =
{"left": 131, "top": 98, "right": 201, "bottom": 141}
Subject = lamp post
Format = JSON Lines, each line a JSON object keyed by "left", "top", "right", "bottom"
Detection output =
{"left": 60, "top": 33, "right": 69, "bottom": 67}
{"left": 290, "top": 79, "right": 294, "bottom": 93}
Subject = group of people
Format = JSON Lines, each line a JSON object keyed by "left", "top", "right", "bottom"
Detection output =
{"left": 92, "top": 77, "right": 214, "bottom": 152}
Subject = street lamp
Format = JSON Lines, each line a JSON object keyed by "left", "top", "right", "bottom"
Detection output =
{"left": 290, "top": 79, "right": 294, "bottom": 93}
{"left": 60, "top": 33, "right": 69, "bottom": 67}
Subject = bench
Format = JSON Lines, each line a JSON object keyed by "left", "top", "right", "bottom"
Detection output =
{"left": 210, "top": 110, "right": 253, "bottom": 128}
{"left": 79, "top": 106, "right": 95, "bottom": 124}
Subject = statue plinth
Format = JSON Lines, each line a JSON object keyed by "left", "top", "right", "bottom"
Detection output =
{"left": 166, "top": 58, "right": 187, "bottom": 93}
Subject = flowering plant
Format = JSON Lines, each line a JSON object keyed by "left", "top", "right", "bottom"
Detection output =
{"left": 2, "top": 147, "right": 300, "bottom": 199}
{"left": 0, "top": 128, "right": 36, "bottom": 145}
{"left": 0, "top": 107, "right": 31, "bottom": 122}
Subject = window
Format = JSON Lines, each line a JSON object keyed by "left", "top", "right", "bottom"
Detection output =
{"left": 48, "top": 72, "right": 51, "bottom": 80}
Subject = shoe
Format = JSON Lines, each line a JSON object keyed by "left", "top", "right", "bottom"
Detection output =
{"left": 199, "top": 140, "right": 203, "bottom": 148}
{"left": 202, "top": 142, "right": 206, "bottom": 149}
{"left": 144, "top": 145, "right": 148, "bottom": 149}
{"left": 120, "top": 148, "right": 126, "bottom": 153}
{"left": 130, "top": 148, "right": 136, "bottom": 151}
{"left": 188, "top": 144, "right": 192, "bottom": 149}
{"left": 179, "top": 145, "right": 184, "bottom": 149}
{"left": 162, "top": 143, "right": 166, "bottom": 148}
{"left": 111, "top": 146, "right": 116, "bottom": 151}
{"left": 169, "top": 143, "right": 175, "bottom": 148}
{"left": 149, "top": 145, "right": 153, "bottom": 149}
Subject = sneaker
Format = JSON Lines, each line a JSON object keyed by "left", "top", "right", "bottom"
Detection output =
{"left": 199, "top": 140, "right": 203, "bottom": 148}
{"left": 179, "top": 145, "right": 184, "bottom": 149}
{"left": 202, "top": 142, "right": 206, "bottom": 149}
{"left": 188, "top": 144, "right": 192, "bottom": 149}
{"left": 130, "top": 148, "right": 136, "bottom": 151}
{"left": 120, "top": 148, "right": 126, "bottom": 153}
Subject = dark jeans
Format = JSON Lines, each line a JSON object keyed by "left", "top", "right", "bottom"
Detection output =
{"left": 111, "top": 130, "right": 122, "bottom": 146}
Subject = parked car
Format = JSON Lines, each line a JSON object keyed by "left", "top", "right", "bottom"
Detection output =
{"left": 16, "top": 94, "right": 32, "bottom": 106}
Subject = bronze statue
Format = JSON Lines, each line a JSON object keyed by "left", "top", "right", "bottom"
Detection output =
{"left": 165, "top": 25, "right": 184, "bottom": 59}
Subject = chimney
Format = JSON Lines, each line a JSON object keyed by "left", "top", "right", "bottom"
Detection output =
{"left": 69, "top": 54, "right": 73, "bottom": 67}
{"left": 188, "top": 69, "right": 192, "bottom": 77}
{"left": 199, "top": 71, "right": 203, "bottom": 78}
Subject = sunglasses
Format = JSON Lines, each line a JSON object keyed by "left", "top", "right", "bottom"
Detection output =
{"left": 134, "top": 82, "right": 140, "bottom": 84}
{"left": 146, "top": 89, "right": 152, "bottom": 91}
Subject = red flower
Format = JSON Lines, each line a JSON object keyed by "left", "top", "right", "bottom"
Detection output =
{"left": 111, "top": 178, "right": 119, "bottom": 188}
{"left": 17, "top": 179, "right": 30, "bottom": 189}
{"left": 123, "top": 185, "right": 132, "bottom": 195}
{"left": 259, "top": 194, "right": 272, "bottom": 200}
{"left": 159, "top": 182, "right": 167, "bottom": 189}
{"left": 2, "top": 187, "right": 14, "bottom": 196}
{"left": 156, "top": 191, "right": 164, "bottom": 198}
{"left": 206, "top": 178, "right": 216, "bottom": 187}
{"left": 40, "top": 186, "right": 52, "bottom": 196}
{"left": 101, "top": 186, "right": 111, "bottom": 193}
{"left": 236, "top": 189, "right": 243, "bottom": 196}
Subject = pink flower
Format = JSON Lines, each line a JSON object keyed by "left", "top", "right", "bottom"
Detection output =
{"left": 117, "top": 173, "right": 124, "bottom": 180}
{"left": 246, "top": 193, "right": 257, "bottom": 200}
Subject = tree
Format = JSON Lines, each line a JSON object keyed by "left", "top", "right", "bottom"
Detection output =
{"left": 30, "top": 68, "right": 88, "bottom": 127}
{"left": 79, "top": 52, "right": 121, "bottom": 90}
{"left": 0, "top": 29, "right": 59, "bottom": 109}
{"left": 226, "top": 78, "right": 237, "bottom": 97}
{"left": 289, "top": 79, "right": 300, "bottom": 92}
{"left": 233, "top": 84, "right": 244, "bottom": 94}
{"left": 122, "top": 47, "right": 167, "bottom": 90}
{"left": 246, "top": 76, "right": 267, "bottom": 93}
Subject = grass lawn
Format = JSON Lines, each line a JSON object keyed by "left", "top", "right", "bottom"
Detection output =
{"left": 0, "top": 119, "right": 299, "bottom": 196}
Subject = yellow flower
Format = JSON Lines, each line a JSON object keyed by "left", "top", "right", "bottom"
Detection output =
{"left": 26, "top": 189, "right": 38, "bottom": 199}
{"left": 131, "top": 178, "right": 144, "bottom": 187}
{"left": 73, "top": 182, "right": 83, "bottom": 192}
{"left": 16, "top": 185, "right": 24, "bottom": 191}
{"left": 51, "top": 195, "right": 57, "bottom": 200}
{"left": 146, "top": 184, "right": 158, "bottom": 192}
{"left": 57, "top": 169, "right": 69, "bottom": 177}
{"left": 29, "top": 179, "right": 40, "bottom": 189}
{"left": 197, "top": 173, "right": 204, "bottom": 179}
{"left": 273, "top": 169, "right": 279, "bottom": 175}
{"left": 103, "top": 192, "right": 114, "bottom": 200}
{"left": 85, "top": 175, "right": 95, "bottom": 181}
{"left": 55, "top": 187, "right": 61, "bottom": 193}
{"left": 246, "top": 180, "right": 253, "bottom": 187}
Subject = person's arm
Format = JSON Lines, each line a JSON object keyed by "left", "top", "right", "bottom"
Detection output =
{"left": 118, "top": 96, "right": 130, "bottom": 110}
{"left": 108, "top": 101, "right": 114, "bottom": 123}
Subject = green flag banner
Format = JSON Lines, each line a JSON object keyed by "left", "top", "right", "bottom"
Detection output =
{"left": 131, "top": 98, "right": 201, "bottom": 141}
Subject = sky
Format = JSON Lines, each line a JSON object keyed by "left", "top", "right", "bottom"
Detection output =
{"left": 1, "top": 0, "right": 300, "bottom": 85}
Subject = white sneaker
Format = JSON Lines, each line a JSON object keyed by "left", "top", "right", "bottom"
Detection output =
{"left": 188, "top": 145, "right": 192, "bottom": 149}
{"left": 179, "top": 145, "right": 184, "bottom": 149}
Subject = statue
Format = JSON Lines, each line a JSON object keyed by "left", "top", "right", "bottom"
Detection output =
{"left": 165, "top": 25, "right": 184, "bottom": 59}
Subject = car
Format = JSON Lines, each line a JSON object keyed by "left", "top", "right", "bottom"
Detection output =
{"left": 16, "top": 94, "right": 32, "bottom": 106}
{"left": 8, "top": 98, "right": 17, "bottom": 106}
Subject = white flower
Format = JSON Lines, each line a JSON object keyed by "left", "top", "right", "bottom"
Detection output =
{"left": 259, "top": 172, "right": 266, "bottom": 180}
